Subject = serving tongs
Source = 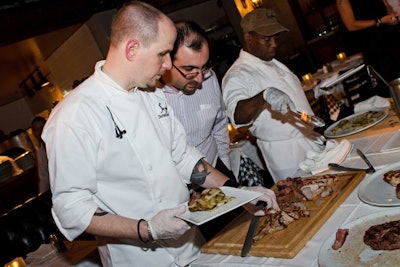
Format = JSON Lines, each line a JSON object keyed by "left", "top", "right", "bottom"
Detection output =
{"left": 328, "top": 149, "right": 376, "bottom": 174}
{"left": 290, "top": 110, "right": 326, "bottom": 128}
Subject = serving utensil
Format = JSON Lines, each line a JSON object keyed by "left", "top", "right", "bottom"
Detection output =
{"left": 328, "top": 163, "right": 375, "bottom": 174}
{"left": 291, "top": 110, "right": 326, "bottom": 128}
{"left": 328, "top": 149, "right": 376, "bottom": 173}
{"left": 356, "top": 149, "right": 375, "bottom": 171}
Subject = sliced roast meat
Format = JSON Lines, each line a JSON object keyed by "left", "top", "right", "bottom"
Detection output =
{"left": 332, "top": 228, "right": 349, "bottom": 250}
{"left": 363, "top": 220, "right": 400, "bottom": 250}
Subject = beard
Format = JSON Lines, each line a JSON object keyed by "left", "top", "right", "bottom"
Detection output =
{"left": 181, "top": 81, "right": 202, "bottom": 95}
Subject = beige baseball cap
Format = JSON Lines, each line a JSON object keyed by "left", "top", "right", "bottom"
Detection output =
{"left": 241, "top": 8, "right": 289, "bottom": 36}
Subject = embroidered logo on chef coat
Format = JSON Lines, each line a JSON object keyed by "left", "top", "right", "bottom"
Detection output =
{"left": 158, "top": 102, "right": 169, "bottom": 118}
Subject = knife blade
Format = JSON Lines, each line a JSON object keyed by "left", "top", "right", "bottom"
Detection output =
{"left": 240, "top": 202, "right": 264, "bottom": 257}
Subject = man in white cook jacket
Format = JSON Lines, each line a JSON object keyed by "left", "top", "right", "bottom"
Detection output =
{"left": 222, "top": 9, "right": 324, "bottom": 182}
{"left": 42, "top": 2, "right": 279, "bottom": 266}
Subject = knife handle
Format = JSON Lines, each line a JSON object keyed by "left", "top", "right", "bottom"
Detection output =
{"left": 255, "top": 201, "right": 266, "bottom": 209}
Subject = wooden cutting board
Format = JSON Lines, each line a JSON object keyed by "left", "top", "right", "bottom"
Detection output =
{"left": 201, "top": 171, "right": 365, "bottom": 258}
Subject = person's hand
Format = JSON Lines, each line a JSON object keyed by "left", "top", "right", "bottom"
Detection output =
{"left": 241, "top": 186, "right": 280, "bottom": 215}
{"left": 381, "top": 13, "right": 399, "bottom": 25}
{"left": 148, "top": 205, "right": 190, "bottom": 240}
{"left": 309, "top": 131, "right": 327, "bottom": 147}
{"left": 263, "top": 87, "right": 295, "bottom": 114}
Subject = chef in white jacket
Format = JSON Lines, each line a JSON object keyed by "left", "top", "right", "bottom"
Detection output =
{"left": 42, "top": 2, "right": 279, "bottom": 266}
{"left": 222, "top": 9, "right": 324, "bottom": 182}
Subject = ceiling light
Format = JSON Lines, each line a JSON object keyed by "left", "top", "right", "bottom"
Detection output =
{"left": 251, "top": 0, "right": 262, "bottom": 8}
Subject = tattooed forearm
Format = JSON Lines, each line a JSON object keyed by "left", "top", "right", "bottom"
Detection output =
{"left": 190, "top": 158, "right": 210, "bottom": 185}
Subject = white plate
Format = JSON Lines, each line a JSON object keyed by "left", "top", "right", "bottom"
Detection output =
{"left": 324, "top": 109, "right": 388, "bottom": 138}
{"left": 321, "top": 64, "right": 365, "bottom": 88}
{"left": 176, "top": 186, "right": 261, "bottom": 225}
{"left": 358, "top": 161, "right": 400, "bottom": 207}
{"left": 318, "top": 209, "right": 400, "bottom": 267}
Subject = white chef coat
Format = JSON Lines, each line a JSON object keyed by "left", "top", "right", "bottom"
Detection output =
{"left": 43, "top": 61, "right": 205, "bottom": 267}
{"left": 222, "top": 50, "right": 323, "bottom": 181}
{"left": 161, "top": 72, "right": 231, "bottom": 169}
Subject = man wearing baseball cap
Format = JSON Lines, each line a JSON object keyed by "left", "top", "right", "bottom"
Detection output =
{"left": 222, "top": 9, "right": 324, "bottom": 182}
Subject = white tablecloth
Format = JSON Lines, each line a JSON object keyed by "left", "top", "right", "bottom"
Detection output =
{"left": 192, "top": 131, "right": 400, "bottom": 267}
{"left": 25, "top": 241, "right": 101, "bottom": 267}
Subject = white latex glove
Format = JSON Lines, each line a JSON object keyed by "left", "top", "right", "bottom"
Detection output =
{"left": 241, "top": 186, "right": 280, "bottom": 215}
{"left": 308, "top": 131, "right": 327, "bottom": 147}
{"left": 263, "top": 87, "right": 295, "bottom": 114}
{"left": 148, "top": 205, "right": 190, "bottom": 240}
{"left": 313, "top": 82, "right": 341, "bottom": 98}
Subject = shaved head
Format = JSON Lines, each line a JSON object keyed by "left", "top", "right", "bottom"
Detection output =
{"left": 110, "top": 1, "right": 164, "bottom": 47}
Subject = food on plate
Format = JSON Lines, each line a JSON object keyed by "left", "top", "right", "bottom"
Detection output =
{"left": 188, "top": 188, "right": 235, "bottom": 212}
{"left": 383, "top": 169, "right": 400, "bottom": 199}
{"left": 331, "top": 228, "right": 349, "bottom": 250}
{"left": 253, "top": 175, "right": 338, "bottom": 242}
{"left": 330, "top": 110, "right": 384, "bottom": 135}
{"left": 397, "top": 184, "right": 400, "bottom": 199}
{"left": 363, "top": 219, "right": 400, "bottom": 250}
{"left": 383, "top": 169, "right": 400, "bottom": 186}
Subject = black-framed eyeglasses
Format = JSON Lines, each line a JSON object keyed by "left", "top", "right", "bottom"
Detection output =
{"left": 172, "top": 64, "right": 213, "bottom": 81}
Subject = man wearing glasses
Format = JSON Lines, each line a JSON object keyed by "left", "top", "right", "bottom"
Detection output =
{"left": 160, "top": 21, "right": 234, "bottom": 183}
{"left": 160, "top": 21, "right": 238, "bottom": 240}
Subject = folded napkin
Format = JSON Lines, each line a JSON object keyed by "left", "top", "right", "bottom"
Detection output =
{"left": 299, "top": 139, "right": 352, "bottom": 175}
{"left": 229, "top": 140, "right": 265, "bottom": 181}
{"left": 353, "top": 95, "right": 390, "bottom": 114}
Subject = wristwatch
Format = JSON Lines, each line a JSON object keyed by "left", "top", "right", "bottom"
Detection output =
{"left": 375, "top": 18, "right": 382, "bottom": 27}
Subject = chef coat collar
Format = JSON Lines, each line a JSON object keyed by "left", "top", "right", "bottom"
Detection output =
{"left": 95, "top": 60, "right": 139, "bottom": 93}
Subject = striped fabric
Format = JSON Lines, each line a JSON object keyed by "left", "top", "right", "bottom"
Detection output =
{"left": 162, "top": 72, "right": 231, "bottom": 169}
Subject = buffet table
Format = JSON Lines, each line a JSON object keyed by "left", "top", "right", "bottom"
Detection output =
{"left": 193, "top": 107, "right": 400, "bottom": 266}
{"left": 193, "top": 198, "right": 399, "bottom": 267}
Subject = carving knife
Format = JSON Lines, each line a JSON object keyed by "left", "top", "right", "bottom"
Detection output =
{"left": 241, "top": 202, "right": 264, "bottom": 257}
